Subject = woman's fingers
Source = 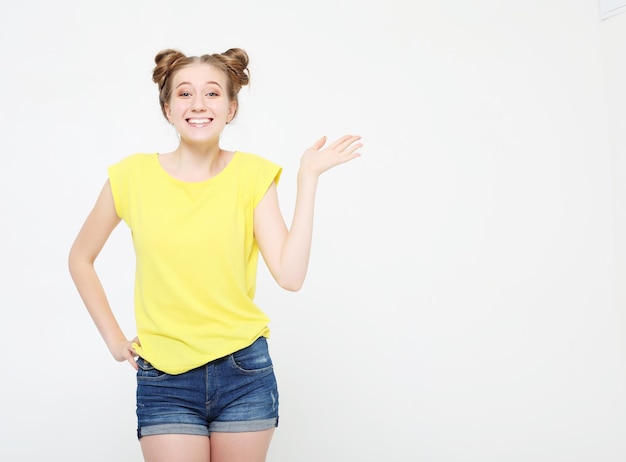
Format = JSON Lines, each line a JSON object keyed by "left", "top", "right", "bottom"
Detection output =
{"left": 309, "top": 136, "right": 328, "bottom": 151}
{"left": 128, "top": 354, "right": 139, "bottom": 371}
{"left": 328, "top": 134, "right": 361, "bottom": 152}
{"left": 301, "top": 134, "right": 362, "bottom": 175}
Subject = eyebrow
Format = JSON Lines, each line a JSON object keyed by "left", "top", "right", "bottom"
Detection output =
{"left": 175, "top": 81, "right": 223, "bottom": 89}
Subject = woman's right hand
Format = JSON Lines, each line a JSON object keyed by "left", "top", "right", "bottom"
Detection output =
{"left": 110, "top": 336, "right": 140, "bottom": 370}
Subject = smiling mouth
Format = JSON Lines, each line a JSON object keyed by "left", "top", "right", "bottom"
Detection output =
{"left": 187, "top": 118, "right": 213, "bottom": 126}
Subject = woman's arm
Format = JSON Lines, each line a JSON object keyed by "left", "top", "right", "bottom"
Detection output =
{"left": 68, "top": 180, "right": 139, "bottom": 370}
{"left": 254, "top": 135, "right": 362, "bottom": 291}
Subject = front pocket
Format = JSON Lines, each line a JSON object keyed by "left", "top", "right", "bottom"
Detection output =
{"left": 229, "top": 339, "right": 274, "bottom": 374}
{"left": 136, "top": 357, "right": 168, "bottom": 379}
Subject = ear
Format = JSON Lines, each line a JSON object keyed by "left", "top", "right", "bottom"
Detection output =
{"left": 164, "top": 102, "right": 173, "bottom": 124}
{"left": 227, "top": 101, "right": 237, "bottom": 123}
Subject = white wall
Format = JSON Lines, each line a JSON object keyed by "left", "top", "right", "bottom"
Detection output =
{"left": 605, "top": 3, "right": 626, "bottom": 331}
{"left": 1, "top": 1, "right": 626, "bottom": 461}
{"left": 603, "top": 8, "right": 626, "bottom": 457}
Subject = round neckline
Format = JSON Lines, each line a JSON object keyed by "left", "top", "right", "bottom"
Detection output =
{"left": 154, "top": 151, "right": 239, "bottom": 185}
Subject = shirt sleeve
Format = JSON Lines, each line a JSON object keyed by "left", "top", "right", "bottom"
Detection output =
{"left": 253, "top": 157, "right": 282, "bottom": 208}
{"left": 107, "top": 156, "right": 130, "bottom": 222}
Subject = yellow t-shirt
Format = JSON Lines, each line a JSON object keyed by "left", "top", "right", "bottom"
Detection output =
{"left": 108, "top": 152, "right": 282, "bottom": 374}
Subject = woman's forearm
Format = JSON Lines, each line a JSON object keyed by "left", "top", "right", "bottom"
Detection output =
{"left": 277, "top": 172, "right": 319, "bottom": 291}
{"left": 69, "top": 257, "right": 128, "bottom": 356}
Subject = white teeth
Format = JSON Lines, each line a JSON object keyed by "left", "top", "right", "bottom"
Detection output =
{"left": 188, "top": 118, "right": 211, "bottom": 124}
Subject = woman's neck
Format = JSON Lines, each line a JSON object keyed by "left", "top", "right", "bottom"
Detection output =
{"left": 162, "top": 143, "right": 228, "bottom": 182}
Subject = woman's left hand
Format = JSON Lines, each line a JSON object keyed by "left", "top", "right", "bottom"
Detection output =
{"left": 299, "top": 135, "right": 362, "bottom": 177}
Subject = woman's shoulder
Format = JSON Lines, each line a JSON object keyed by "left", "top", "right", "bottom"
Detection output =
{"left": 114, "top": 152, "right": 157, "bottom": 164}
{"left": 109, "top": 152, "right": 157, "bottom": 170}
{"left": 235, "top": 151, "right": 280, "bottom": 169}
{"left": 108, "top": 153, "right": 158, "bottom": 183}
{"left": 235, "top": 151, "right": 264, "bottom": 162}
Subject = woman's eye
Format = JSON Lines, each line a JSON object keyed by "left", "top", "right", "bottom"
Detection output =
{"left": 207, "top": 92, "right": 218, "bottom": 97}
{"left": 180, "top": 92, "right": 191, "bottom": 97}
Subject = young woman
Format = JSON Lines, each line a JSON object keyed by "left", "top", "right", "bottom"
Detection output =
{"left": 68, "top": 47, "right": 362, "bottom": 462}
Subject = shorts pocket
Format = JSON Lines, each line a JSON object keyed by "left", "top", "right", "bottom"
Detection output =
{"left": 136, "top": 357, "right": 168, "bottom": 380}
{"left": 229, "top": 338, "right": 274, "bottom": 374}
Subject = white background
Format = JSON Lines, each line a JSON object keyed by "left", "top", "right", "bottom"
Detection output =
{"left": 601, "top": 0, "right": 626, "bottom": 18}
{"left": 1, "top": 1, "right": 626, "bottom": 461}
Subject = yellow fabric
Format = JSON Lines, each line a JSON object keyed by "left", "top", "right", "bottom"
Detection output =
{"left": 108, "top": 152, "right": 282, "bottom": 374}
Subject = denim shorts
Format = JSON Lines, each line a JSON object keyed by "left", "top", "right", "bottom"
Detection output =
{"left": 136, "top": 336, "right": 279, "bottom": 439}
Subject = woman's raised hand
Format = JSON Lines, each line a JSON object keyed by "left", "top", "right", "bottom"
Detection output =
{"left": 299, "top": 135, "right": 362, "bottom": 177}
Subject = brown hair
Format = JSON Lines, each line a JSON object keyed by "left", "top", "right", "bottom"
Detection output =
{"left": 152, "top": 48, "right": 250, "bottom": 121}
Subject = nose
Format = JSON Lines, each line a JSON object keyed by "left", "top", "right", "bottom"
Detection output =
{"left": 191, "top": 94, "right": 207, "bottom": 111}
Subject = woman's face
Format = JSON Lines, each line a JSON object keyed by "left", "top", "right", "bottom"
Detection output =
{"left": 164, "top": 62, "right": 237, "bottom": 144}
